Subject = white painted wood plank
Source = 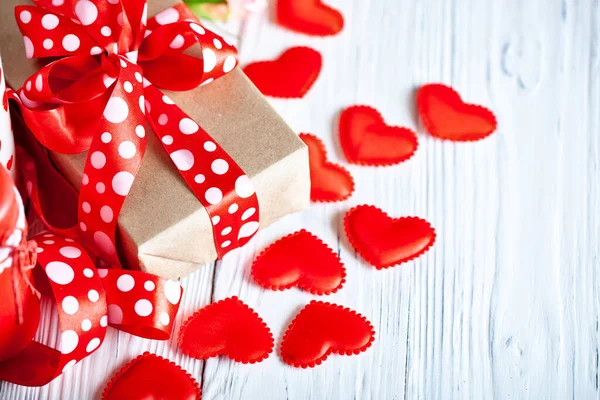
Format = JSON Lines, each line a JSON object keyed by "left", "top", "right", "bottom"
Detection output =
{"left": 3, "top": 0, "right": 600, "bottom": 399}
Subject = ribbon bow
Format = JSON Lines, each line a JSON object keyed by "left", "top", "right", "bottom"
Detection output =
{"left": 13, "top": 0, "right": 261, "bottom": 268}
{"left": 0, "top": 150, "right": 184, "bottom": 387}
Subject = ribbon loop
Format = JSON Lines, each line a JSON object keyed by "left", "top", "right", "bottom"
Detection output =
{"left": 15, "top": 5, "right": 99, "bottom": 59}
{"left": 139, "top": 20, "right": 238, "bottom": 91}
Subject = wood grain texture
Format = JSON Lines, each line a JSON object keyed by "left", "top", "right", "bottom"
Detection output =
{"left": 2, "top": 0, "right": 600, "bottom": 398}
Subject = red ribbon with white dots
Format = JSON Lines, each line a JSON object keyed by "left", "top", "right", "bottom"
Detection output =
{"left": 10, "top": 0, "right": 261, "bottom": 267}
{"left": 0, "top": 150, "right": 184, "bottom": 387}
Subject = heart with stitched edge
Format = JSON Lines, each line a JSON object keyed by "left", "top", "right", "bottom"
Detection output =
{"left": 280, "top": 301, "right": 375, "bottom": 368}
{"left": 299, "top": 133, "right": 354, "bottom": 202}
{"left": 417, "top": 84, "right": 497, "bottom": 141}
{"left": 277, "top": 0, "right": 344, "bottom": 36}
{"left": 344, "top": 205, "right": 436, "bottom": 269}
{"left": 179, "top": 297, "right": 274, "bottom": 364}
{"left": 339, "top": 106, "right": 418, "bottom": 166}
{"left": 244, "top": 47, "right": 322, "bottom": 99}
{"left": 252, "top": 230, "right": 346, "bottom": 295}
{"left": 102, "top": 352, "right": 201, "bottom": 400}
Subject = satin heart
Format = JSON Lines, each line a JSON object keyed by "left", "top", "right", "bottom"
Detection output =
{"left": 277, "top": 0, "right": 344, "bottom": 36}
{"left": 102, "top": 352, "right": 201, "bottom": 400}
{"left": 280, "top": 301, "right": 375, "bottom": 368}
{"left": 339, "top": 106, "right": 418, "bottom": 166}
{"left": 417, "top": 84, "right": 497, "bottom": 141}
{"left": 179, "top": 297, "right": 273, "bottom": 364}
{"left": 252, "top": 230, "right": 346, "bottom": 295}
{"left": 299, "top": 133, "right": 354, "bottom": 202}
{"left": 344, "top": 205, "right": 436, "bottom": 269}
{"left": 244, "top": 47, "right": 322, "bottom": 98}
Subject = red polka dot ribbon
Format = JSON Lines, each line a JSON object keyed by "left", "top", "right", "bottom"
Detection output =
{"left": 0, "top": 231, "right": 183, "bottom": 387}
{"left": 0, "top": 150, "right": 183, "bottom": 387}
{"left": 10, "top": 0, "right": 260, "bottom": 267}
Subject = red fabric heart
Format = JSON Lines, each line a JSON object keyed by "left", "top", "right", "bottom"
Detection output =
{"left": 179, "top": 297, "right": 273, "bottom": 364}
{"left": 252, "top": 230, "right": 346, "bottom": 295}
{"left": 277, "top": 0, "right": 344, "bottom": 36}
{"left": 102, "top": 352, "right": 201, "bottom": 400}
{"left": 344, "top": 205, "right": 436, "bottom": 269}
{"left": 339, "top": 106, "right": 418, "bottom": 166}
{"left": 299, "top": 133, "right": 354, "bottom": 202}
{"left": 417, "top": 84, "right": 497, "bottom": 141}
{"left": 280, "top": 301, "right": 375, "bottom": 368}
{"left": 244, "top": 47, "right": 322, "bottom": 99}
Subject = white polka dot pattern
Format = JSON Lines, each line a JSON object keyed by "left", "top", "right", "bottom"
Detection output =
{"left": 29, "top": 233, "right": 107, "bottom": 383}
{"left": 98, "top": 268, "right": 183, "bottom": 340}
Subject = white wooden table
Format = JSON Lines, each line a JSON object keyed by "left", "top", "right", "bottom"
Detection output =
{"left": 3, "top": 0, "right": 600, "bottom": 398}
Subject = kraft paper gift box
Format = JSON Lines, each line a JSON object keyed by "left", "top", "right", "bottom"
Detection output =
{"left": 0, "top": 0, "right": 310, "bottom": 279}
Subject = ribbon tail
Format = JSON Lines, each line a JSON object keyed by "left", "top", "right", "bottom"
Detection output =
{"left": 11, "top": 262, "right": 26, "bottom": 325}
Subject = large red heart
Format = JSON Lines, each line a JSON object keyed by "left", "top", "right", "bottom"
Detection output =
{"left": 244, "top": 47, "right": 322, "bottom": 99}
{"left": 252, "top": 230, "right": 346, "bottom": 295}
{"left": 179, "top": 297, "right": 273, "bottom": 364}
{"left": 417, "top": 84, "right": 497, "bottom": 141}
{"left": 339, "top": 106, "right": 418, "bottom": 166}
{"left": 102, "top": 352, "right": 201, "bottom": 400}
{"left": 299, "top": 133, "right": 354, "bottom": 202}
{"left": 344, "top": 205, "right": 436, "bottom": 269}
{"left": 277, "top": 0, "right": 344, "bottom": 36}
{"left": 280, "top": 301, "right": 375, "bottom": 368}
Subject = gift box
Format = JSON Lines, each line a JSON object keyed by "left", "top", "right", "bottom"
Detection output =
{"left": 0, "top": 0, "right": 310, "bottom": 279}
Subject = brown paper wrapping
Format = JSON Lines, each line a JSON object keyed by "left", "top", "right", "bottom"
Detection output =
{"left": 0, "top": 0, "right": 310, "bottom": 279}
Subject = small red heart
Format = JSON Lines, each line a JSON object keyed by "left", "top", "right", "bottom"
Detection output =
{"left": 252, "top": 230, "right": 346, "bottom": 295}
{"left": 299, "top": 133, "right": 354, "bottom": 202}
{"left": 277, "top": 0, "right": 344, "bottom": 36}
{"left": 280, "top": 301, "right": 375, "bottom": 368}
{"left": 344, "top": 205, "right": 436, "bottom": 269}
{"left": 102, "top": 352, "right": 201, "bottom": 400}
{"left": 244, "top": 47, "right": 322, "bottom": 99}
{"left": 339, "top": 106, "right": 418, "bottom": 166}
{"left": 6, "top": 155, "right": 13, "bottom": 171}
{"left": 179, "top": 297, "right": 274, "bottom": 364}
{"left": 417, "top": 84, "right": 497, "bottom": 141}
